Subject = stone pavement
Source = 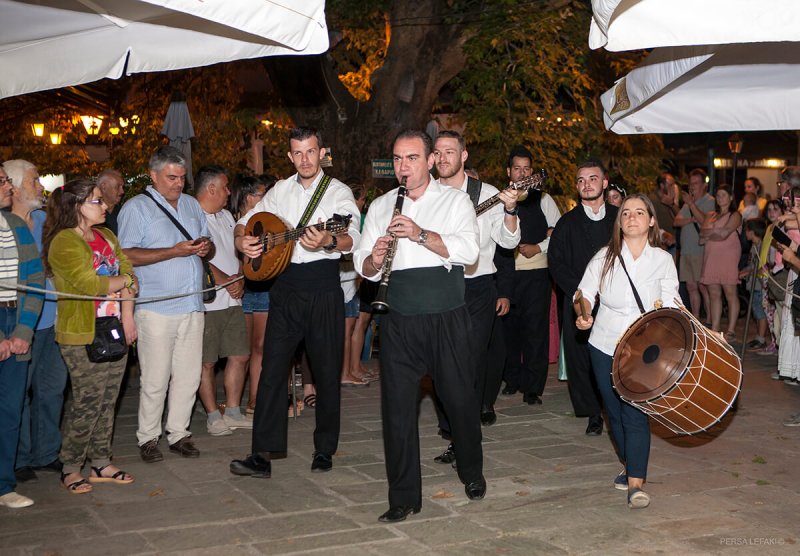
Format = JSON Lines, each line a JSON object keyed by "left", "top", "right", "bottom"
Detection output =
{"left": 1, "top": 348, "right": 799, "bottom": 556}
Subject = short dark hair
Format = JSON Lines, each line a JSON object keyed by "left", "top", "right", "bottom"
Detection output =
{"left": 745, "top": 218, "right": 767, "bottom": 239}
{"left": 655, "top": 172, "right": 673, "bottom": 191}
{"left": 393, "top": 129, "right": 433, "bottom": 157}
{"left": 507, "top": 145, "right": 533, "bottom": 169}
{"left": 780, "top": 166, "right": 800, "bottom": 188}
{"left": 288, "top": 126, "right": 323, "bottom": 148}
{"left": 688, "top": 167, "right": 708, "bottom": 180}
{"left": 577, "top": 158, "right": 607, "bottom": 177}
{"left": 149, "top": 146, "right": 186, "bottom": 172}
{"left": 436, "top": 130, "right": 465, "bottom": 150}
{"left": 194, "top": 165, "right": 228, "bottom": 194}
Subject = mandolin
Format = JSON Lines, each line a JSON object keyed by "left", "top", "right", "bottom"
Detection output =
{"left": 475, "top": 169, "right": 548, "bottom": 216}
{"left": 243, "top": 212, "right": 352, "bottom": 281}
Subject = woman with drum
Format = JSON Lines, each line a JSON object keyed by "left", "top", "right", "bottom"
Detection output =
{"left": 575, "top": 194, "right": 679, "bottom": 509}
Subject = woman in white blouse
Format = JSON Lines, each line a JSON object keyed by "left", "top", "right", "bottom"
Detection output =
{"left": 575, "top": 194, "right": 680, "bottom": 509}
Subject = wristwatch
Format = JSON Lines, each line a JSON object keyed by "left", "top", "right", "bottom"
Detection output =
{"left": 504, "top": 206, "right": 519, "bottom": 216}
{"left": 416, "top": 229, "right": 429, "bottom": 245}
{"left": 323, "top": 235, "right": 338, "bottom": 252}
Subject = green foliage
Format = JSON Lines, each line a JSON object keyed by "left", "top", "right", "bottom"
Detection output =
{"left": 451, "top": 0, "right": 665, "bottom": 194}
{"left": 752, "top": 455, "right": 767, "bottom": 464}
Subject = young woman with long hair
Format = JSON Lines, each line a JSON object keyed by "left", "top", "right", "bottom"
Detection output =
{"left": 43, "top": 179, "right": 138, "bottom": 494}
{"left": 575, "top": 194, "right": 680, "bottom": 509}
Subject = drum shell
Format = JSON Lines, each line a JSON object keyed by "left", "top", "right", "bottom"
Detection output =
{"left": 612, "top": 308, "right": 742, "bottom": 435}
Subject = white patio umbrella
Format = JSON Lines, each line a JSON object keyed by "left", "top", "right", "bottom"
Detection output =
{"left": 589, "top": 0, "right": 800, "bottom": 52}
{"left": 0, "top": 0, "right": 328, "bottom": 99}
{"left": 600, "top": 42, "right": 800, "bottom": 134}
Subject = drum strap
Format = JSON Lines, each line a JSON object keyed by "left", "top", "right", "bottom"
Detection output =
{"left": 618, "top": 257, "right": 646, "bottom": 314}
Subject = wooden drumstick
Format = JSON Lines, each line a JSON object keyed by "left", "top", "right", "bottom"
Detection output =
{"left": 574, "top": 289, "right": 590, "bottom": 321}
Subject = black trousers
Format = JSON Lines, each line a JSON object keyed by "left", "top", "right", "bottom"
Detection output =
{"left": 252, "top": 285, "right": 344, "bottom": 456}
{"left": 436, "top": 277, "right": 497, "bottom": 435}
{"left": 381, "top": 306, "right": 483, "bottom": 508}
{"left": 503, "top": 268, "right": 551, "bottom": 395}
{"left": 561, "top": 297, "right": 602, "bottom": 417}
{"left": 483, "top": 310, "right": 506, "bottom": 408}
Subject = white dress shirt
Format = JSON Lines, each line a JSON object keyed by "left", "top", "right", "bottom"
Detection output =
{"left": 577, "top": 242, "right": 680, "bottom": 356}
{"left": 204, "top": 209, "right": 241, "bottom": 311}
{"left": 442, "top": 176, "right": 520, "bottom": 278}
{"left": 354, "top": 178, "right": 479, "bottom": 281}
{"left": 237, "top": 171, "right": 360, "bottom": 264}
{"left": 583, "top": 202, "right": 607, "bottom": 222}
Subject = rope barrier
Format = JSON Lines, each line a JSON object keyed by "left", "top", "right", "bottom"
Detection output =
{"left": 0, "top": 275, "right": 245, "bottom": 305}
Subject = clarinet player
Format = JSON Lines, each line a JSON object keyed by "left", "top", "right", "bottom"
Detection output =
{"left": 354, "top": 129, "right": 483, "bottom": 522}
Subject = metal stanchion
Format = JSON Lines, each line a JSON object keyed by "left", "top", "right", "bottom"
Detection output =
{"left": 739, "top": 252, "right": 759, "bottom": 360}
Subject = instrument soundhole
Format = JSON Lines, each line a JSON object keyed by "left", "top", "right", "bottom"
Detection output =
{"left": 642, "top": 344, "right": 660, "bottom": 364}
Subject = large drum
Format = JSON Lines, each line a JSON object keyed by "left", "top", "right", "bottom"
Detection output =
{"left": 611, "top": 307, "right": 742, "bottom": 435}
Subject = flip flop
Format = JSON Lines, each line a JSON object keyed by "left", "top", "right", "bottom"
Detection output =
{"left": 341, "top": 378, "right": 370, "bottom": 388}
{"left": 89, "top": 465, "right": 135, "bottom": 484}
{"left": 61, "top": 472, "right": 93, "bottom": 494}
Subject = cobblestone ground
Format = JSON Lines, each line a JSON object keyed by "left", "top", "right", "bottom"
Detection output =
{"left": 1, "top": 345, "right": 799, "bottom": 555}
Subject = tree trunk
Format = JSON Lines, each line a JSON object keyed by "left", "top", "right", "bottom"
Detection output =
{"left": 263, "top": 0, "right": 466, "bottom": 188}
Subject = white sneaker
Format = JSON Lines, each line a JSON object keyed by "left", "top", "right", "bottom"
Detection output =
{"left": 0, "top": 491, "right": 34, "bottom": 508}
{"left": 223, "top": 413, "right": 253, "bottom": 430}
{"left": 207, "top": 418, "right": 232, "bottom": 436}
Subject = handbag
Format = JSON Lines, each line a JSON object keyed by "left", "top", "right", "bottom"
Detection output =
{"left": 86, "top": 316, "right": 128, "bottom": 363}
{"left": 143, "top": 190, "right": 216, "bottom": 303}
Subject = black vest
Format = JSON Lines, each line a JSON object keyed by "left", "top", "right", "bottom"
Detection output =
{"left": 517, "top": 189, "right": 548, "bottom": 245}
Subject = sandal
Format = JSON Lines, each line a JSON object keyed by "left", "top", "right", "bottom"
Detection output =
{"left": 61, "top": 472, "right": 93, "bottom": 494}
{"left": 303, "top": 393, "right": 317, "bottom": 408}
{"left": 89, "top": 465, "right": 135, "bottom": 485}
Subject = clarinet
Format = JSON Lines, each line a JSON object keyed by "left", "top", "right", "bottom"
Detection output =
{"left": 370, "top": 177, "right": 407, "bottom": 313}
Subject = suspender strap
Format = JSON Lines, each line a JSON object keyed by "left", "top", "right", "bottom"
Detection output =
{"left": 297, "top": 174, "right": 333, "bottom": 228}
{"left": 143, "top": 190, "right": 194, "bottom": 240}
{"left": 466, "top": 176, "right": 482, "bottom": 208}
{"left": 618, "top": 256, "right": 646, "bottom": 314}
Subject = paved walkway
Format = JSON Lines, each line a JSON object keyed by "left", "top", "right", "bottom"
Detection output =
{"left": 1, "top": 346, "right": 799, "bottom": 555}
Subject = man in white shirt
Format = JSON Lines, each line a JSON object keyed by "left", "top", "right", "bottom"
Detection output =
{"left": 230, "top": 127, "right": 360, "bottom": 478}
{"left": 500, "top": 146, "right": 561, "bottom": 405}
{"left": 355, "top": 129, "right": 483, "bottom": 523}
{"left": 194, "top": 166, "right": 251, "bottom": 437}
{"left": 431, "top": 130, "right": 520, "bottom": 467}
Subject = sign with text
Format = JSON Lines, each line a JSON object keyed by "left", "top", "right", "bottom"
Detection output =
{"left": 372, "top": 159, "right": 395, "bottom": 179}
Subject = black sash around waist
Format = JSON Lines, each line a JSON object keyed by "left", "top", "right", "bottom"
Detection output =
{"left": 387, "top": 266, "right": 465, "bottom": 315}
{"left": 273, "top": 258, "right": 340, "bottom": 293}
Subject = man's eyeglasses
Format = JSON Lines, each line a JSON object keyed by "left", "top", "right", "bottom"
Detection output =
{"left": 85, "top": 198, "right": 107, "bottom": 206}
{"left": 0, "top": 177, "right": 13, "bottom": 186}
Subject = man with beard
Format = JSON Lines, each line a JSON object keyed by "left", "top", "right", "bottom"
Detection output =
{"left": 431, "top": 130, "right": 520, "bottom": 466}
{"left": 354, "top": 129, "right": 483, "bottom": 522}
{"left": 549, "top": 159, "right": 618, "bottom": 436}
{"left": 500, "top": 145, "right": 561, "bottom": 405}
{"left": 230, "top": 127, "right": 360, "bottom": 478}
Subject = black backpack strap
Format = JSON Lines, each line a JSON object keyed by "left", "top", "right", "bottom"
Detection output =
{"left": 466, "top": 176, "right": 482, "bottom": 208}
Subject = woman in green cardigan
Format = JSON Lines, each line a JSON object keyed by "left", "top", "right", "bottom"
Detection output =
{"left": 43, "top": 179, "right": 138, "bottom": 494}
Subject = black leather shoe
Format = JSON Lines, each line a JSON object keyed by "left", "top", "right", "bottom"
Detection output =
{"left": 433, "top": 443, "right": 456, "bottom": 464}
{"left": 33, "top": 459, "right": 63, "bottom": 473}
{"left": 523, "top": 392, "right": 542, "bottom": 405}
{"left": 230, "top": 454, "right": 271, "bottom": 478}
{"left": 311, "top": 452, "right": 333, "bottom": 473}
{"left": 585, "top": 415, "right": 604, "bottom": 436}
{"left": 169, "top": 437, "right": 200, "bottom": 458}
{"left": 14, "top": 467, "right": 37, "bottom": 483}
{"left": 480, "top": 407, "right": 497, "bottom": 426}
{"left": 465, "top": 476, "right": 487, "bottom": 500}
{"left": 501, "top": 384, "right": 517, "bottom": 396}
{"left": 139, "top": 439, "right": 164, "bottom": 463}
{"left": 378, "top": 505, "right": 420, "bottom": 523}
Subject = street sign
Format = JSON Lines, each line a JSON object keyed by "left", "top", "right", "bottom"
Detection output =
{"left": 372, "top": 159, "right": 395, "bottom": 179}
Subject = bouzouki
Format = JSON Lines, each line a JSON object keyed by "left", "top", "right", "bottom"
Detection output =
{"left": 475, "top": 169, "right": 548, "bottom": 216}
{"left": 243, "top": 213, "right": 352, "bottom": 281}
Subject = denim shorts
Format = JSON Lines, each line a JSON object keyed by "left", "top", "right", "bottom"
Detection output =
{"left": 751, "top": 289, "right": 766, "bottom": 321}
{"left": 344, "top": 294, "right": 360, "bottom": 318}
{"left": 242, "top": 289, "right": 270, "bottom": 314}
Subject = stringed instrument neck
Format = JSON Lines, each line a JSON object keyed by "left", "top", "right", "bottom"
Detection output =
{"left": 475, "top": 169, "right": 548, "bottom": 217}
{"left": 261, "top": 220, "right": 340, "bottom": 247}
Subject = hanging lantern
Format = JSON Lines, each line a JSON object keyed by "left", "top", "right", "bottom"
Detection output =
{"left": 31, "top": 123, "right": 45, "bottom": 137}
{"left": 49, "top": 133, "right": 63, "bottom": 145}
{"left": 80, "top": 115, "right": 104, "bottom": 135}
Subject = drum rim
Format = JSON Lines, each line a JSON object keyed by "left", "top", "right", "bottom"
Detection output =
{"left": 611, "top": 308, "right": 696, "bottom": 402}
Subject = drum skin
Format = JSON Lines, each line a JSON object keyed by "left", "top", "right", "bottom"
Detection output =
{"left": 243, "top": 212, "right": 293, "bottom": 281}
{"left": 612, "top": 308, "right": 742, "bottom": 435}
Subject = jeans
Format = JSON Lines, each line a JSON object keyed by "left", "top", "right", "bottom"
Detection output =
{"left": 589, "top": 344, "right": 650, "bottom": 480}
{"left": 0, "top": 308, "right": 28, "bottom": 496}
{"left": 16, "top": 326, "right": 68, "bottom": 469}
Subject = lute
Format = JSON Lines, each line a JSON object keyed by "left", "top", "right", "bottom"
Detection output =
{"left": 475, "top": 169, "right": 548, "bottom": 216}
